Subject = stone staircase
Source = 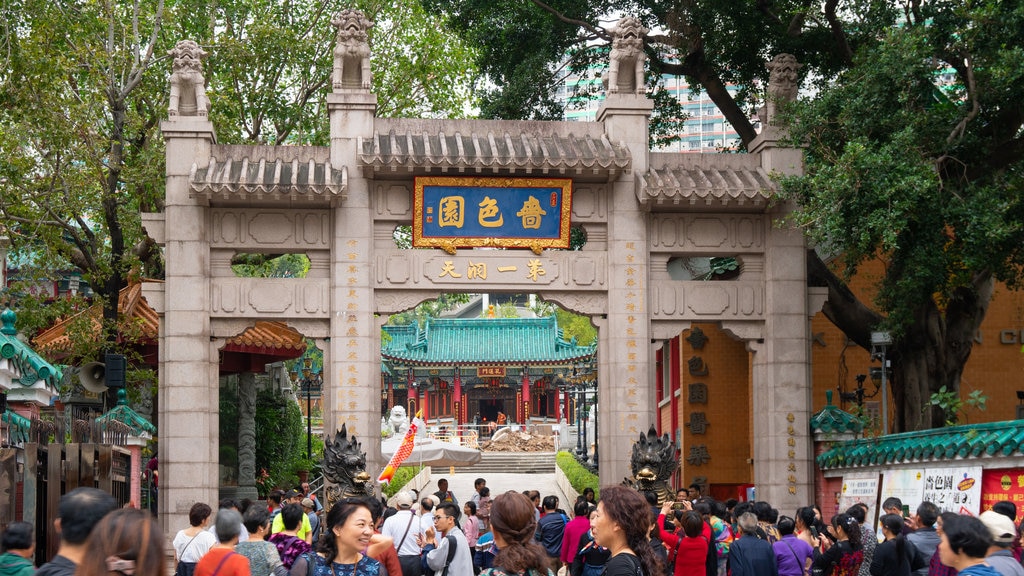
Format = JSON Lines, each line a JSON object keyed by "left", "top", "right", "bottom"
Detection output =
{"left": 469, "top": 451, "right": 557, "bottom": 474}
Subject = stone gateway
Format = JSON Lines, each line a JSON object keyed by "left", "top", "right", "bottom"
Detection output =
{"left": 150, "top": 11, "right": 813, "bottom": 532}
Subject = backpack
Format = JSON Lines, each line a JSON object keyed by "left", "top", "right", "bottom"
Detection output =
{"left": 423, "top": 535, "right": 458, "bottom": 576}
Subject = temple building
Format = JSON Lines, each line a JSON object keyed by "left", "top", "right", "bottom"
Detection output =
{"left": 381, "top": 316, "right": 596, "bottom": 427}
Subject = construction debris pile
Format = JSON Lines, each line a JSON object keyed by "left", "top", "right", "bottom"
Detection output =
{"left": 481, "top": 429, "right": 555, "bottom": 452}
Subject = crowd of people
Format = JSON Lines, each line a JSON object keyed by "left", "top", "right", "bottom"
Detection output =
{"left": 3, "top": 479, "right": 1023, "bottom": 576}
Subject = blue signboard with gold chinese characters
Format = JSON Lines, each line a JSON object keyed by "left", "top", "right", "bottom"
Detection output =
{"left": 413, "top": 176, "right": 572, "bottom": 254}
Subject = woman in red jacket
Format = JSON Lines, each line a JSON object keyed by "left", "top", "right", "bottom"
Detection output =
{"left": 658, "top": 501, "right": 709, "bottom": 576}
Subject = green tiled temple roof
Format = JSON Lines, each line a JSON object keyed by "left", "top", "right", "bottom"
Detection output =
{"left": 382, "top": 317, "right": 595, "bottom": 365}
{"left": 810, "top": 390, "right": 864, "bottom": 435}
{"left": 96, "top": 388, "right": 156, "bottom": 437}
{"left": 2, "top": 410, "right": 32, "bottom": 443}
{"left": 817, "top": 420, "right": 1024, "bottom": 470}
{"left": 0, "top": 307, "right": 63, "bottom": 389}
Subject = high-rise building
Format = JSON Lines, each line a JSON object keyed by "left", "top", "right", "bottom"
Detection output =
{"left": 559, "top": 62, "right": 744, "bottom": 152}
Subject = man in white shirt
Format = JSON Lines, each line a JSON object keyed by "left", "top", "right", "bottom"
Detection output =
{"left": 421, "top": 502, "right": 474, "bottom": 576}
{"left": 382, "top": 491, "right": 424, "bottom": 576}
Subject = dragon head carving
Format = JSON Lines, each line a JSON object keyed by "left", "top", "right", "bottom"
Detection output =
{"left": 624, "top": 426, "right": 678, "bottom": 505}
{"left": 323, "top": 424, "right": 373, "bottom": 506}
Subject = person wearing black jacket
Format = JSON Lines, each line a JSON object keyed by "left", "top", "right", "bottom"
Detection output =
{"left": 871, "top": 514, "right": 923, "bottom": 576}
{"left": 535, "top": 496, "right": 567, "bottom": 568}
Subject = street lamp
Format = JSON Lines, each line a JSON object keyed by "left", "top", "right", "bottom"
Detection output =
{"left": 292, "top": 354, "right": 322, "bottom": 460}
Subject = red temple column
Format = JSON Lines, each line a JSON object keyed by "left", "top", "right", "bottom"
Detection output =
{"left": 521, "top": 366, "right": 530, "bottom": 422}
{"left": 454, "top": 367, "right": 462, "bottom": 426}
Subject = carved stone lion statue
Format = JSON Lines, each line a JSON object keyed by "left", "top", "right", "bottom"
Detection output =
{"left": 167, "top": 40, "right": 211, "bottom": 117}
{"left": 762, "top": 53, "right": 802, "bottom": 125}
{"left": 323, "top": 424, "right": 373, "bottom": 508}
{"left": 388, "top": 405, "right": 409, "bottom": 435}
{"left": 605, "top": 16, "right": 648, "bottom": 95}
{"left": 623, "top": 426, "right": 679, "bottom": 505}
{"left": 331, "top": 9, "right": 373, "bottom": 90}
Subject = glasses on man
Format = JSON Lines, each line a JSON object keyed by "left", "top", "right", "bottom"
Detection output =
{"left": 434, "top": 515, "right": 449, "bottom": 522}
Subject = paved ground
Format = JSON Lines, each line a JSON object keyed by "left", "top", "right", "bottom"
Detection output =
{"left": 417, "top": 470, "right": 573, "bottom": 509}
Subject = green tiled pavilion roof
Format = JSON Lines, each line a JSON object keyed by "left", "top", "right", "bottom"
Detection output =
{"left": 0, "top": 307, "right": 63, "bottom": 389}
{"left": 810, "top": 390, "right": 864, "bottom": 435}
{"left": 817, "top": 420, "right": 1024, "bottom": 470}
{"left": 382, "top": 317, "right": 595, "bottom": 366}
{"left": 96, "top": 388, "right": 156, "bottom": 437}
{"left": 2, "top": 410, "right": 32, "bottom": 443}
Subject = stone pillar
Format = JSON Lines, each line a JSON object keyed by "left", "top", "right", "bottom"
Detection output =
{"left": 749, "top": 99, "right": 808, "bottom": 508}
{"left": 327, "top": 86, "right": 379, "bottom": 470}
{"left": 594, "top": 90, "right": 653, "bottom": 485}
{"left": 236, "top": 372, "right": 258, "bottom": 501}
{"left": 160, "top": 112, "right": 217, "bottom": 532}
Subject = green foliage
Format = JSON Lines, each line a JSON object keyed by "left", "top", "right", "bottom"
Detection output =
{"left": 387, "top": 294, "right": 473, "bottom": 327}
{"left": 420, "top": 0, "right": 900, "bottom": 148}
{"left": 1, "top": 0, "right": 478, "bottom": 368}
{"left": 557, "top": 451, "right": 598, "bottom": 499}
{"left": 553, "top": 308, "right": 597, "bottom": 346}
{"left": 928, "top": 386, "right": 987, "bottom": 427}
{"left": 254, "top": 387, "right": 305, "bottom": 490}
{"left": 231, "top": 254, "right": 311, "bottom": 278}
{"left": 381, "top": 466, "right": 420, "bottom": 498}
{"left": 200, "top": 0, "right": 478, "bottom": 146}
{"left": 779, "top": 8, "right": 1024, "bottom": 337}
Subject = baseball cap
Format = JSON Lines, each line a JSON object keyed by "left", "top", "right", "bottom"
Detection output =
{"left": 395, "top": 491, "right": 414, "bottom": 509}
{"left": 301, "top": 498, "right": 314, "bottom": 508}
{"left": 284, "top": 489, "right": 300, "bottom": 500}
{"left": 980, "top": 510, "right": 1017, "bottom": 545}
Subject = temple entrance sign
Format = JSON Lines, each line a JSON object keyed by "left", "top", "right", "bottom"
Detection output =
{"left": 149, "top": 10, "right": 812, "bottom": 533}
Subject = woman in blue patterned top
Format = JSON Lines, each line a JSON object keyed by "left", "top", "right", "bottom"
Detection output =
{"left": 310, "top": 498, "right": 387, "bottom": 576}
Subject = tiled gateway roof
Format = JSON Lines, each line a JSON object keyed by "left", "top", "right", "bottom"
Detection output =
{"left": 223, "top": 321, "right": 307, "bottom": 356}
{"left": 359, "top": 120, "right": 631, "bottom": 179}
{"left": 1, "top": 308, "right": 62, "bottom": 390}
{"left": 190, "top": 145, "right": 347, "bottom": 203}
{"left": 382, "top": 317, "right": 595, "bottom": 366}
{"left": 817, "top": 420, "right": 1024, "bottom": 470}
{"left": 34, "top": 282, "right": 159, "bottom": 353}
{"left": 36, "top": 283, "right": 304, "bottom": 359}
{"left": 638, "top": 153, "right": 775, "bottom": 210}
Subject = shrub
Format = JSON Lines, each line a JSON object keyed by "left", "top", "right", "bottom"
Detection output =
{"left": 557, "top": 451, "right": 599, "bottom": 499}
{"left": 381, "top": 466, "right": 420, "bottom": 498}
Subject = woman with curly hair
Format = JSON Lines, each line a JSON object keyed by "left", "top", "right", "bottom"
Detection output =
{"left": 590, "top": 486, "right": 662, "bottom": 576}
{"left": 78, "top": 508, "right": 166, "bottom": 576}
{"left": 479, "top": 491, "right": 552, "bottom": 576}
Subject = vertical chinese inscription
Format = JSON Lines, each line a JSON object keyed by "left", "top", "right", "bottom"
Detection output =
{"left": 685, "top": 328, "right": 710, "bottom": 466}
{"left": 786, "top": 412, "right": 798, "bottom": 495}
{"left": 619, "top": 241, "right": 642, "bottom": 434}
{"left": 341, "top": 240, "right": 361, "bottom": 425}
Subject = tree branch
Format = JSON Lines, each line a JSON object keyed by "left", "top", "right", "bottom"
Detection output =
{"left": 755, "top": 0, "right": 784, "bottom": 26}
{"left": 786, "top": 0, "right": 814, "bottom": 36}
{"left": 947, "top": 54, "right": 978, "bottom": 145}
{"left": 807, "top": 250, "right": 884, "bottom": 351}
{"left": 529, "top": 0, "right": 609, "bottom": 41}
{"left": 824, "top": 0, "right": 854, "bottom": 65}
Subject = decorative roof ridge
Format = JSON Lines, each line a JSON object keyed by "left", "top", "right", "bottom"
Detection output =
{"left": 816, "top": 419, "right": 1024, "bottom": 470}
{"left": 1, "top": 307, "right": 64, "bottom": 389}
{"left": 358, "top": 129, "right": 631, "bottom": 174}
{"left": 34, "top": 281, "right": 158, "bottom": 352}
{"left": 189, "top": 150, "right": 347, "bottom": 199}
{"left": 96, "top": 388, "right": 156, "bottom": 437}
{"left": 810, "top": 390, "right": 864, "bottom": 434}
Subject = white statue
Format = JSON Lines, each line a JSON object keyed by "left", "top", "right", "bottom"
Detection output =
{"left": 605, "top": 16, "right": 648, "bottom": 95}
{"left": 388, "top": 405, "right": 409, "bottom": 435}
{"left": 167, "top": 40, "right": 211, "bottom": 117}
